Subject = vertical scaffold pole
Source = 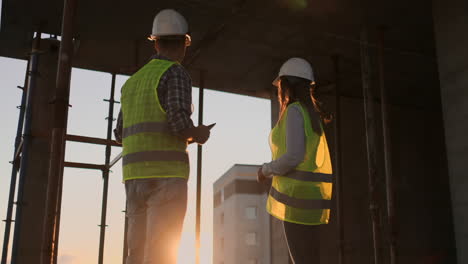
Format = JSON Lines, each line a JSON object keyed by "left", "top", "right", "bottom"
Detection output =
{"left": 10, "top": 33, "right": 41, "bottom": 264}
{"left": 195, "top": 70, "right": 205, "bottom": 264}
{"left": 122, "top": 205, "right": 128, "bottom": 264}
{"left": 360, "top": 28, "right": 383, "bottom": 264}
{"left": 332, "top": 54, "right": 345, "bottom": 264}
{"left": 98, "top": 73, "right": 117, "bottom": 264}
{"left": 11, "top": 32, "right": 41, "bottom": 264}
{"left": 41, "top": 0, "right": 77, "bottom": 262}
{"left": 1, "top": 56, "right": 30, "bottom": 264}
{"left": 377, "top": 27, "right": 397, "bottom": 264}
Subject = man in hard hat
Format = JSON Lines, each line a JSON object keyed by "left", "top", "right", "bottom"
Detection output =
{"left": 114, "top": 9, "right": 211, "bottom": 264}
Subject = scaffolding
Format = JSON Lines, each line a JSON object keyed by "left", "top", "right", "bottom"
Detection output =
{"left": 0, "top": 34, "right": 125, "bottom": 264}
{"left": 1, "top": 28, "right": 208, "bottom": 264}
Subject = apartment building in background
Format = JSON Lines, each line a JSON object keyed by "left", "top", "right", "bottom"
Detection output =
{"left": 213, "top": 164, "right": 275, "bottom": 264}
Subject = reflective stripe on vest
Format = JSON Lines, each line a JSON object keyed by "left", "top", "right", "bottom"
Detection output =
{"left": 266, "top": 102, "right": 333, "bottom": 225}
{"left": 121, "top": 59, "right": 189, "bottom": 181}
{"left": 123, "top": 122, "right": 170, "bottom": 138}
{"left": 269, "top": 187, "right": 331, "bottom": 210}
{"left": 285, "top": 170, "right": 333, "bottom": 182}
{"left": 122, "top": 150, "right": 189, "bottom": 165}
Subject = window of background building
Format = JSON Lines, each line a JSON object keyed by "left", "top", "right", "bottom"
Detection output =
{"left": 245, "top": 206, "right": 257, "bottom": 219}
{"left": 245, "top": 232, "right": 257, "bottom": 246}
{"left": 221, "top": 212, "right": 224, "bottom": 225}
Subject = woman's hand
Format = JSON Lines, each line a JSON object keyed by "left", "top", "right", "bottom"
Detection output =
{"left": 257, "top": 167, "right": 266, "bottom": 183}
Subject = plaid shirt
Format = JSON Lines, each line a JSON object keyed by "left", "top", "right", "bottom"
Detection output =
{"left": 114, "top": 55, "right": 194, "bottom": 142}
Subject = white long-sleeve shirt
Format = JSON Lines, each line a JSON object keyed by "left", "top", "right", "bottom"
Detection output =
{"left": 262, "top": 104, "right": 306, "bottom": 177}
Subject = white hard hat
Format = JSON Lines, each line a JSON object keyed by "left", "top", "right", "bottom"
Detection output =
{"left": 149, "top": 9, "right": 189, "bottom": 39}
{"left": 272, "top": 57, "right": 315, "bottom": 86}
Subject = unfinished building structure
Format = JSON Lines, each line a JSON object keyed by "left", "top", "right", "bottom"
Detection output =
{"left": 1, "top": 0, "right": 467, "bottom": 263}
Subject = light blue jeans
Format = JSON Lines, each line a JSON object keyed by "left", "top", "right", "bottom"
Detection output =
{"left": 125, "top": 178, "right": 188, "bottom": 264}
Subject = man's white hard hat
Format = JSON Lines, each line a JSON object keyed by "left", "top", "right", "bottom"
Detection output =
{"left": 149, "top": 9, "right": 189, "bottom": 40}
{"left": 272, "top": 57, "right": 315, "bottom": 86}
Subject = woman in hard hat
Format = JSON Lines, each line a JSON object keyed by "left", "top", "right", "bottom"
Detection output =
{"left": 258, "top": 58, "right": 333, "bottom": 263}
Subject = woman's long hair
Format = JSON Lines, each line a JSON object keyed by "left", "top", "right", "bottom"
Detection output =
{"left": 278, "top": 75, "right": 331, "bottom": 134}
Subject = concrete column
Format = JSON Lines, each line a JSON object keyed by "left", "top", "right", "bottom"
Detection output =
{"left": 15, "top": 40, "right": 59, "bottom": 263}
{"left": 433, "top": 1, "right": 468, "bottom": 263}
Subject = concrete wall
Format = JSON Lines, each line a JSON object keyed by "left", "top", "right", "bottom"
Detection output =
{"left": 317, "top": 93, "right": 455, "bottom": 263}
{"left": 433, "top": 1, "right": 468, "bottom": 263}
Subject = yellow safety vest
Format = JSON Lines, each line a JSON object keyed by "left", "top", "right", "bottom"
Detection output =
{"left": 121, "top": 59, "right": 189, "bottom": 181}
{"left": 266, "top": 102, "right": 333, "bottom": 225}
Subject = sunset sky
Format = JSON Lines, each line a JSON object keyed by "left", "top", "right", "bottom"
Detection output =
{"left": 0, "top": 56, "right": 272, "bottom": 263}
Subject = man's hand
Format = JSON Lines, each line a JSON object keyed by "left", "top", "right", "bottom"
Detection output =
{"left": 180, "top": 125, "right": 211, "bottom": 145}
{"left": 193, "top": 125, "right": 211, "bottom": 144}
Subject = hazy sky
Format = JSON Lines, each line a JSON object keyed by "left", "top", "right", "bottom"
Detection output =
{"left": 0, "top": 56, "right": 273, "bottom": 264}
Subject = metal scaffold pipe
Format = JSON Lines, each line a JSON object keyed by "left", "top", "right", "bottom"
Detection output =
{"left": 122, "top": 205, "right": 128, "bottom": 264}
{"left": 195, "top": 70, "right": 205, "bottom": 264}
{"left": 377, "top": 27, "right": 398, "bottom": 264}
{"left": 1, "top": 54, "right": 31, "bottom": 264}
{"left": 98, "top": 73, "right": 117, "bottom": 264}
{"left": 10, "top": 34, "right": 42, "bottom": 264}
{"left": 360, "top": 28, "right": 383, "bottom": 264}
{"left": 332, "top": 54, "right": 345, "bottom": 264}
{"left": 41, "top": 0, "right": 77, "bottom": 262}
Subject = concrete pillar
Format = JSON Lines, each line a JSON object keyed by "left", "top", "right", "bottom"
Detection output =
{"left": 269, "top": 88, "right": 291, "bottom": 264}
{"left": 433, "top": 1, "right": 468, "bottom": 263}
{"left": 15, "top": 39, "right": 59, "bottom": 263}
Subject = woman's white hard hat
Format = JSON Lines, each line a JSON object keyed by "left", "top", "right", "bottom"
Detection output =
{"left": 273, "top": 57, "right": 315, "bottom": 86}
{"left": 149, "top": 9, "right": 189, "bottom": 40}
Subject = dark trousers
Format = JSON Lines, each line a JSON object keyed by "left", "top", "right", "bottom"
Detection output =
{"left": 283, "top": 221, "right": 321, "bottom": 264}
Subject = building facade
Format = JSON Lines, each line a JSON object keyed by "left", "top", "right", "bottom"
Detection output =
{"left": 213, "top": 164, "right": 288, "bottom": 264}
